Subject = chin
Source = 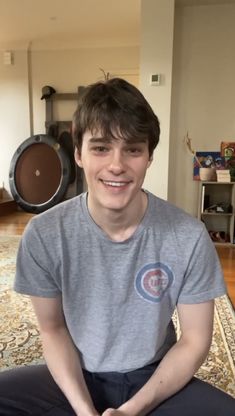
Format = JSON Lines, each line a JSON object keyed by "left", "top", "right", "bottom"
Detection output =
{"left": 100, "top": 198, "right": 129, "bottom": 211}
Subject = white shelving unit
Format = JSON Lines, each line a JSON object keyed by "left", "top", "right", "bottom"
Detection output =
{"left": 198, "top": 181, "right": 235, "bottom": 246}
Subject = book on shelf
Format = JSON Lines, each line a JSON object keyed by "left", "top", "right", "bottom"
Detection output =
{"left": 217, "top": 177, "right": 231, "bottom": 182}
{"left": 216, "top": 169, "right": 231, "bottom": 182}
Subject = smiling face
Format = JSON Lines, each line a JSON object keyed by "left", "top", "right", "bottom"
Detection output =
{"left": 75, "top": 130, "right": 152, "bottom": 216}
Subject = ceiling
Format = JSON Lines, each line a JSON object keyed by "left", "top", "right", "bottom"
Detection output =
{"left": 0, "top": 0, "right": 140, "bottom": 49}
{"left": 0, "top": 0, "right": 235, "bottom": 50}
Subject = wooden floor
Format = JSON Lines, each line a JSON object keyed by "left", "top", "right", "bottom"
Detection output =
{"left": 0, "top": 211, "right": 234, "bottom": 308}
{"left": 215, "top": 245, "right": 235, "bottom": 308}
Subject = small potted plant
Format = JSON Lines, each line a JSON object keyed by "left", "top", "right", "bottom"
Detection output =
{"left": 184, "top": 133, "right": 216, "bottom": 181}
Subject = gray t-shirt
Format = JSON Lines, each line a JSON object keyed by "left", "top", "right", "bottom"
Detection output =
{"left": 14, "top": 191, "right": 226, "bottom": 372}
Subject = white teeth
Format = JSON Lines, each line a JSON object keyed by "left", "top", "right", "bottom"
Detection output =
{"left": 103, "top": 181, "right": 127, "bottom": 187}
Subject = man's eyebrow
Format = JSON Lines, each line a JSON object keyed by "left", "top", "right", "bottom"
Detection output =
{"left": 88, "top": 137, "right": 112, "bottom": 144}
{"left": 125, "top": 138, "right": 148, "bottom": 144}
{"left": 88, "top": 136, "right": 148, "bottom": 145}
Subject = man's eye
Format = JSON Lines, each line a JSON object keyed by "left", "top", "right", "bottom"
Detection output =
{"left": 93, "top": 146, "right": 108, "bottom": 152}
{"left": 127, "top": 148, "right": 142, "bottom": 154}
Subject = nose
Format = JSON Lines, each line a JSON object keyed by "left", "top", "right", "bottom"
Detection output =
{"left": 108, "top": 150, "right": 126, "bottom": 174}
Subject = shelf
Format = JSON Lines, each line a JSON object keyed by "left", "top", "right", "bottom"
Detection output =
{"left": 214, "top": 242, "right": 235, "bottom": 247}
{"left": 201, "top": 212, "right": 233, "bottom": 216}
{"left": 201, "top": 181, "right": 235, "bottom": 185}
{"left": 198, "top": 182, "right": 235, "bottom": 246}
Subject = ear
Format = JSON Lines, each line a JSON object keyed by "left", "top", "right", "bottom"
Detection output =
{"left": 147, "top": 154, "right": 153, "bottom": 168}
{"left": 74, "top": 148, "right": 83, "bottom": 168}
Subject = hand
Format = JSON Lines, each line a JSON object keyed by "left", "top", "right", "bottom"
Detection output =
{"left": 102, "top": 409, "right": 125, "bottom": 416}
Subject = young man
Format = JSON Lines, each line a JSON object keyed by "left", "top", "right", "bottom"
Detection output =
{"left": 0, "top": 78, "right": 234, "bottom": 415}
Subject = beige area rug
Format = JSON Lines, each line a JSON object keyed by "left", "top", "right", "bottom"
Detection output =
{"left": 0, "top": 235, "right": 44, "bottom": 369}
{"left": 0, "top": 235, "right": 235, "bottom": 397}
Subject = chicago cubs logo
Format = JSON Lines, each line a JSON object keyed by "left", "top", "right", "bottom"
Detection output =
{"left": 135, "top": 262, "right": 174, "bottom": 303}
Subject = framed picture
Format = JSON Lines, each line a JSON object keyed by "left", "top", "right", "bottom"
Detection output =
{"left": 193, "top": 152, "right": 225, "bottom": 180}
{"left": 221, "top": 142, "right": 235, "bottom": 159}
{"left": 221, "top": 142, "right": 235, "bottom": 181}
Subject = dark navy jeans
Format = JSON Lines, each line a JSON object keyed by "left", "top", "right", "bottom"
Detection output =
{"left": 0, "top": 362, "right": 234, "bottom": 415}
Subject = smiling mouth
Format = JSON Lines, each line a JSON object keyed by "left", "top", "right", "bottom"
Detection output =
{"left": 101, "top": 180, "right": 131, "bottom": 188}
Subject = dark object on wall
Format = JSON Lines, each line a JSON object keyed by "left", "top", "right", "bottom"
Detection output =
{"left": 58, "top": 131, "right": 76, "bottom": 183}
{"left": 43, "top": 87, "right": 85, "bottom": 202}
{"left": 41, "top": 86, "right": 56, "bottom": 100}
{"left": 48, "top": 123, "right": 59, "bottom": 139}
{"left": 9, "top": 134, "right": 71, "bottom": 213}
{"left": 45, "top": 123, "right": 77, "bottom": 185}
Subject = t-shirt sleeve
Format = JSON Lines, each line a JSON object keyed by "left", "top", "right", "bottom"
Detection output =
{"left": 177, "top": 225, "right": 227, "bottom": 304}
{"left": 14, "top": 219, "right": 61, "bottom": 298}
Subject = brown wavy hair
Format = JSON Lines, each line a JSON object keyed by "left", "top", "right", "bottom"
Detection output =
{"left": 73, "top": 78, "right": 160, "bottom": 158}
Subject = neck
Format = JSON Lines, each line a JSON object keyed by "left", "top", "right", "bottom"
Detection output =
{"left": 87, "top": 191, "right": 148, "bottom": 242}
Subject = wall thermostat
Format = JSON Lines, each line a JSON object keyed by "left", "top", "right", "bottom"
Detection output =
{"left": 150, "top": 74, "right": 161, "bottom": 85}
{"left": 3, "top": 51, "right": 13, "bottom": 65}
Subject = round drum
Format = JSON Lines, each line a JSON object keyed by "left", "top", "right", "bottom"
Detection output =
{"left": 9, "top": 134, "right": 71, "bottom": 213}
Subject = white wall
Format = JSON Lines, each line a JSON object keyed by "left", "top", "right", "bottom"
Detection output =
{"left": 140, "top": 0, "right": 175, "bottom": 200}
{"left": 0, "top": 50, "right": 30, "bottom": 195}
{"left": 168, "top": 4, "right": 235, "bottom": 216}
